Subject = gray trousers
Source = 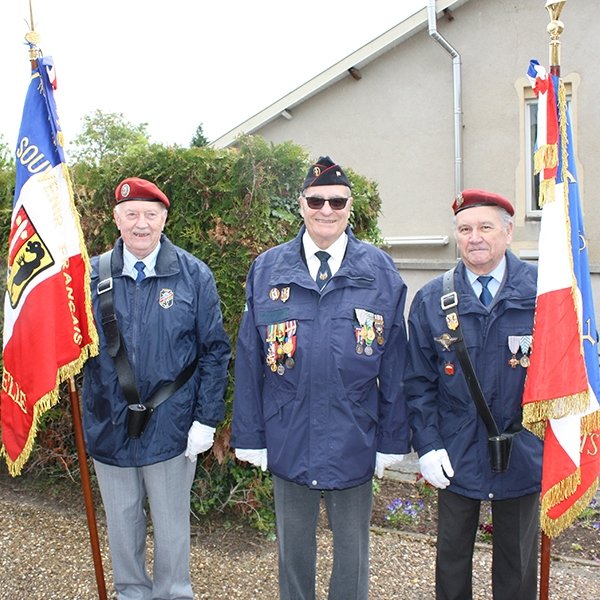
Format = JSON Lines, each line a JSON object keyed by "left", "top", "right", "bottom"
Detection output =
{"left": 93, "top": 452, "right": 196, "bottom": 600}
{"left": 273, "top": 475, "right": 372, "bottom": 600}
{"left": 436, "top": 489, "right": 540, "bottom": 600}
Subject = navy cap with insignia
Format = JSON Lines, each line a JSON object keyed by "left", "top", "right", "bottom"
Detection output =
{"left": 452, "top": 188, "right": 514, "bottom": 216}
{"left": 302, "top": 156, "right": 351, "bottom": 191}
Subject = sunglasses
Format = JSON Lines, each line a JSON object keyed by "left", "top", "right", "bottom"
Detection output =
{"left": 303, "top": 196, "right": 350, "bottom": 210}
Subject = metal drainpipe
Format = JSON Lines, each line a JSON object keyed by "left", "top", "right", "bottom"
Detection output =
{"left": 427, "top": 0, "right": 463, "bottom": 196}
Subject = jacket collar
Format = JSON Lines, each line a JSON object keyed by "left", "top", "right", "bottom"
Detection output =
{"left": 266, "top": 226, "right": 375, "bottom": 288}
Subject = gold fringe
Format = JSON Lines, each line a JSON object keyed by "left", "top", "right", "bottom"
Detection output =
{"left": 533, "top": 143, "right": 558, "bottom": 175}
{"left": 522, "top": 391, "right": 590, "bottom": 439}
{"left": 537, "top": 178, "right": 555, "bottom": 208}
{"left": 581, "top": 409, "right": 600, "bottom": 436}
{"left": 541, "top": 475, "right": 599, "bottom": 538}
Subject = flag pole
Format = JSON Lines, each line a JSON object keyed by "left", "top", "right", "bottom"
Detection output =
{"left": 68, "top": 378, "right": 108, "bottom": 600}
{"left": 538, "top": 3, "right": 566, "bottom": 599}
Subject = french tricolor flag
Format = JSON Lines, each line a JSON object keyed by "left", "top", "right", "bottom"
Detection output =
{"left": 522, "top": 61, "right": 600, "bottom": 537}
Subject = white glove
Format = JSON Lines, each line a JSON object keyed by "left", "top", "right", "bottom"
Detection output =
{"left": 184, "top": 421, "right": 215, "bottom": 462}
{"left": 235, "top": 448, "right": 268, "bottom": 471}
{"left": 419, "top": 449, "right": 455, "bottom": 489}
{"left": 375, "top": 453, "right": 406, "bottom": 478}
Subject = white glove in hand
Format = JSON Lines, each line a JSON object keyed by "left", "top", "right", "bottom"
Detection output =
{"left": 184, "top": 421, "right": 215, "bottom": 462}
{"left": 375, "top": 453, "right": 406, "bottom": 479}
{"left": 419, "top": 449, "right": 454, "bottom": 489}
{"left": 235, "top": 448, "right": 268, "bottom": 472}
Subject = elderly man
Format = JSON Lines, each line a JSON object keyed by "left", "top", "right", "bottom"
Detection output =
{"left": 404, "top": 189, "right": 543, "bottom": 600}
{"left": 232, "top": 156, "right": 411, "bottom": 600}
{"left": 83, "top": 177, "right": 231, "bottom": 600}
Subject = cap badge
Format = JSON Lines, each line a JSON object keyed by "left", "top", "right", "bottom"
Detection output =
{"left": 313, "top": 166, "right": 321, "bottom": 177}
{"left": 121, "top": 183, "right": 131, "bottom": 198}
{"left": 455, "top": 193, "right": 464, "bottom": 208}
{"left": 336, "top": 170, "right": 341, "bottom": 177}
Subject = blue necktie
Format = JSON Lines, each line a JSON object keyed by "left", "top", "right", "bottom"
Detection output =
{"left": 477, "top": 275, "right": 493, "bottom": 306}
{"left": 134, "top": 261, "right": 146, "bottom": 283}
{"left": 315, "top": 251, "right": 332, "bottom": 290}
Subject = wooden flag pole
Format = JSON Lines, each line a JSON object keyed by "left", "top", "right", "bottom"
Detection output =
{"left": 68, "top": 378, "right": 108, "bottom": 600}
{"left": 538, "top": 3, "right": 566, "bottom": 599}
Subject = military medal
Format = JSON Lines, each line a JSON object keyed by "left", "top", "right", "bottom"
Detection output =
{"left": 507, "top": 336, "right": 520, "bottom": 368}
{"left": 364, "top": 313, "right": 375, "bottom": 356}
{"left": 354, "top": 309, "right": 367, "bottom": 354}
{"left": 374, "top": 314, "right": 385, "bottom": 345}
{"left": 283, "top": 320, "right": 297, "bottom": 369}
{"left": 519, "top": 335, "right": 532, "bottom": 368}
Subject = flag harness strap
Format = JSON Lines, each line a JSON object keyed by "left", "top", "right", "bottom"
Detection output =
{"left": 441, "top": 268, "right": 503, "bottom": 437}
{"left": 442, "top": 268, "right": 523, "bottom": 473}
{"left": 97, "top": 250, "right": 197, "bottom": 413}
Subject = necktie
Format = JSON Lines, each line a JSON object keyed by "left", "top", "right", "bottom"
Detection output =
{"left": 315, "top": 251, "right": 332, "bottom": 290}
{"left": 477, "top": 275, "right": 493, "bottom": 306}
{"left": 134, "top": 261, "right": 146, "bottom": 283}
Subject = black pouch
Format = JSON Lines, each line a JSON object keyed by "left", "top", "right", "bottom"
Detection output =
{"left": 488, "top": 433, "right": 514, "bottom": 473}
{"left": 127, "top": 404, "right": 152, "bottom": 439}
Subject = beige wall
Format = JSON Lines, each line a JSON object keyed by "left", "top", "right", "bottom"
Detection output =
{"left": 253, "top": 0, "right": 600, "bottom": 291}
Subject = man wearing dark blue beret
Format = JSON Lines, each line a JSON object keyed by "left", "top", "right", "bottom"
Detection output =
{"left": 232, "top": 156, "right": 411, "bottom": 599}
{"left": 404, "top": 189, "right": 543, "bottom": 599}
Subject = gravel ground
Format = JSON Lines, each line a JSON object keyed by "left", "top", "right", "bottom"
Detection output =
{"left": 1, "top": 479, "right": 598, "bottom": 600}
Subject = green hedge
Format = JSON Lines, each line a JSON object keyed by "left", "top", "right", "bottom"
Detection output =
{"left": 1, "top": 135, "right": 383, "bottom": 532}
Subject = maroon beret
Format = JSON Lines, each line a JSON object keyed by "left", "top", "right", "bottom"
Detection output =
{"left": 452, "top": 189, "right": 514, "bottom": 216}
{"left": 114, "top": 177, "right": 170, "bottom": 209}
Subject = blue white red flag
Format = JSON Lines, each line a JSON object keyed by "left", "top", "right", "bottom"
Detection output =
{"left": 522, "top": 60, "right": 600, "bottom": 537}
{"left": 1, "top": 54, "right": 98, "bottom": 476}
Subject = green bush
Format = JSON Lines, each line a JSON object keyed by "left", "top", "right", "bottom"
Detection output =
{"left": 1, "top": 134, "right": 383, "bottom": 534}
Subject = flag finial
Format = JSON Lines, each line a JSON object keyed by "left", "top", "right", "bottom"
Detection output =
{"left": 545, "top": 1, "right": 566, "bottom": 73}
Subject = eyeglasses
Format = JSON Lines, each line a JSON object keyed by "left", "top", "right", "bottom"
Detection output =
{"left": 303, "top": 196, "right": 350, "bottom": 210}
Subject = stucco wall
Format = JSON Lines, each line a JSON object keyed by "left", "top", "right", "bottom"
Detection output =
{"left": 254, "top": 0, "right": 600, "bottom": 275}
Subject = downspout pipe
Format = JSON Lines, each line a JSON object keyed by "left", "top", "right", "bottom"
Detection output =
{"left": 427, "top": 0, "right": 463, "bottom": 196}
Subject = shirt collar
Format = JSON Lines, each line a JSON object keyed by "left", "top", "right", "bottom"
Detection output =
{"left": 122, "top": 243, "right": 161, "bottom": 278}
{"left": 465, "top": 255, "right": 507, "bottom": 286}
{"left": 302, "top": 231, "right": 348, "bottom": 263}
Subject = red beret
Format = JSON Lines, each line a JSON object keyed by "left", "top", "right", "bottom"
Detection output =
{"left": 452, "top": 189, "right": 514, "bottom": 216}
{"left": 114, "top": 177, "right": 170, "bottom": 209}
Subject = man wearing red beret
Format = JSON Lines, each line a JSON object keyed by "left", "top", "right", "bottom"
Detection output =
{"left": 404, "top": 189, "right": 543, "bottom": 599}
{"left": 82, "top": 177, "right": 231, "bottom": 600}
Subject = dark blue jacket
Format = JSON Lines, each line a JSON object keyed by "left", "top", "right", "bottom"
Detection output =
{"left": 404, "top": 252, "right": 542, "bottom": 500}
{"left": 232, "top": 227, "right": 411, "bottom": 490}
{"left": 83, "top": 236, "right": 231, "bottom": 467}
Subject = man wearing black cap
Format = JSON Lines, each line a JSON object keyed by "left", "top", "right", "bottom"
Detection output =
{"left": 404, "top": 189, "right": 543, "bottom": 600}
{"left": 82, "top": 177, "right": 231, "bottom": 600}
{"left": 232, "top": 156, "right": 411, "bottom": 599}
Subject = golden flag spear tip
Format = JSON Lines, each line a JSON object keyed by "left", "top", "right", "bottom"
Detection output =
{"left": 545, "top": 0, "right": 566, "bottom": 71}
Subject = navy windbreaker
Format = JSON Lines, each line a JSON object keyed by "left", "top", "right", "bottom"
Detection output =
{"left": 404, "top": 252, "right": 542, "bottom": 500}
{"left": 83, "top": 236, "right": 231, "bottom": 467}
{"left": 232, "top": 227, "right": 411, "bottom": 490}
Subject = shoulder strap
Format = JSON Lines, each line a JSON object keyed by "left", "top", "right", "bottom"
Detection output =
{"left": 97, "top": 250, "right": 141, "bottom": 405}
{"left": 442, "top": 268, "right": 500, "bottom": 437}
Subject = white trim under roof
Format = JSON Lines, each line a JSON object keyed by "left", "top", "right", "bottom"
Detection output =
{"left": 211, "top": 0, "right": 469, "bottom": 148}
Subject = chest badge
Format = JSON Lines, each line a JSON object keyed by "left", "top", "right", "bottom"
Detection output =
{"left": 159, "top": 288, "right": 174, "bottom": 309}
{"left": 435, "top": 332, "right": 458, "bottom": 351}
